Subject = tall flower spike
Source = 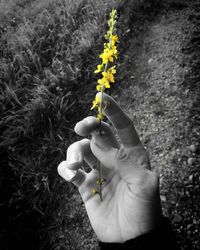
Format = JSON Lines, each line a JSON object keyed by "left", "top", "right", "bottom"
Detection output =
{"left": 91, "top": 9, "right": 118, "bottom": 201}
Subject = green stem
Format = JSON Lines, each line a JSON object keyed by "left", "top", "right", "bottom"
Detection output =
{"left": 97, "top": 160, "right": 103, "bottom": 201}
{"left": 97, "top": 83, "right": 104, "bottom": 202}
{"left": 96, "top": 28, "right": 114, "bottom": 202}
{"left": 97, "top": 63, "right": 109, "bottom": 202}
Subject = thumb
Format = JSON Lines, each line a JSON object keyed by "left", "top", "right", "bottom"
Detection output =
{"left": 91, "top": 121, "right": 119, "bottom": 149}
{"left": 90, "top": 137, "right": 117, "bottom": 170}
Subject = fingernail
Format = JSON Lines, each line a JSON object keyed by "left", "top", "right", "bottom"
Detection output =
{"left": 91, "top": 132, "right": 104, "bottom": 149}
{"left": 67, "top": 152, "right": 80, "bottom": 164}
{"left": 65, "top": 168, "right": 77, "bottom": 181}
{"left": 83, "top": 117, "right": 94, "bottom": 125}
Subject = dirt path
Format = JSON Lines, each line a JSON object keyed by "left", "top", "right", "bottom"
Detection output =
{"left": 115, "top": 2, "right": 200, "bottom": 249}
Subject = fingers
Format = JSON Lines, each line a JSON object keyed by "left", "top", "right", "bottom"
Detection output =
{"left": 74, "top": 116, "right": 100, "bottom": 137}
{"left": 58, "top": 139, "right": 97, "bottom": 188}
{"left": 58, "top": 161, "right": 86, "bottom": 187}
{"left": 96, "top": 92, "right": 141, "bottom": 148}
{"left": 58, "top": 138, "right": 106, "bottom": 203}
{"left": 74, "top": 116, "right": 119, "bottom": 149}
{"left": 66, "top": 138, "right": 96, "bottom": 170}
{"left": 58, "top": 161, "right": 99, "bottom": 202}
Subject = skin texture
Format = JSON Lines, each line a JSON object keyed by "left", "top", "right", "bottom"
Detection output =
{"left": 58, "top": 93, "right": 162, "bottom": 243}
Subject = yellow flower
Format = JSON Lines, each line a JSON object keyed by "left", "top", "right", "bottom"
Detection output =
{"left": 96, "top": 84, "right": 102, "bottom": 91}
{"left": 111, "top": 35, "right": 118, "bottom": 43}
{"left": 98, "top": 77, "right": 109, "bottom": 89}
{"left": 99, "top": 45, "right": 118, "bottom": 65}
{"left": 91, "top": 95, "right": 100, "bottom": 110}
{"left": 108, "top": 66, "right": 116, "bottom": 74}
{"left": 99, "top": 49, "right": 114, "bottom": 64}
{"left": 94, "top": 64, "right": 103, "bottom": 73}
{"left": 110, "top": 45, "right": 118, "bottom": 59}
{"left": 97, "top": 70, "right": 115, "bottom": 90}
{"left": 102, "top": 71, "right": 115, "bottom": 84}
{"left": 104, "top": 82, "right": 111, "bottom": 89}
{"left": 111, "top": 35, "right": 119, "bottom": 46}
{"left": 92, "top": 9, "right": 118, "bottom": 111}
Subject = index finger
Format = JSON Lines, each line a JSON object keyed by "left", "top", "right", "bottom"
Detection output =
{"left": 96, "top": 92, "right": 141, "bottom": 148}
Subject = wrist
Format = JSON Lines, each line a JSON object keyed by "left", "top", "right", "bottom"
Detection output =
{"left": 94, "top": 191, "right": 163, "bottom": 244}
{"left": 99, "top": 217, "right": 179, "bottom": 250}
{"left": 98, "top": 200, "right": 163, "bottom": 244}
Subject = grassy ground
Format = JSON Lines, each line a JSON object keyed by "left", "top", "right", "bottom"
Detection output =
{"left": 0, "top": 0, "right": 199, "bottom": 249}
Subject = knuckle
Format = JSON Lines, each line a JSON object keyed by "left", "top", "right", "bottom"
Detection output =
{"left": 116, "top": 147, "right": 129, "bottom": 161}
{"left": 130, "top": 170, "right": 159, "bottom": 199}
{"left": 68, "top": 140, "right": 84, "bottom": 152}
{"left": 80, "top": 138, "right": 90, "bottom": 144}
{"left": 57, "top": 161, "right": 66, "bottom": 175}
{"left": 68, "top": 142, "right": 77, "bottom": 151}
{"left": 127, "top": 146, "right": 150, "bottom": 168}
{"left": 143, "top": 171, "right": 159, "bottom": 192}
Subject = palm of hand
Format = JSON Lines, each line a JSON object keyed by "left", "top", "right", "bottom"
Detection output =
{"left": 81, "top": 146, "right": 160, "bottom": 243}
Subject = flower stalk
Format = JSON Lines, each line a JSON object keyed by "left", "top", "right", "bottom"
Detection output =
{"left": 91, "top": 9, "right": 118, "bottom": 201}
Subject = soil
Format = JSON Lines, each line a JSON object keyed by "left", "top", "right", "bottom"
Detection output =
{"left": 113, "top": 1, "right": 200, "bottom": 249}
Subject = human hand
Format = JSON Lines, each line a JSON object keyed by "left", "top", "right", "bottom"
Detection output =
{"left": 58, "top": 93, "right": 162, "bottom": 243}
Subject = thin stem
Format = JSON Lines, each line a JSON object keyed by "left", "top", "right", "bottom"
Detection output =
{"left": 97, "top": 29, "right": 114, "bottom": 202}
{"left": 97, "top": 160, "right": 103, "bottom": 201}
{"left": 97, "top": 85, "right": 104, "bottom": 201}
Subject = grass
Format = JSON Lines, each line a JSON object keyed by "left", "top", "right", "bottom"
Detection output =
{"left": 0, "top": 0, "right": 189, "bottom": 249}
{"left": 0, "top": 0, "right": 130, "bottom": 249}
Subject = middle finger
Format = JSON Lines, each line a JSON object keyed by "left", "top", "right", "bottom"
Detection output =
{"left": 96, "top": 92, "right": 141, "bottom": 148}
